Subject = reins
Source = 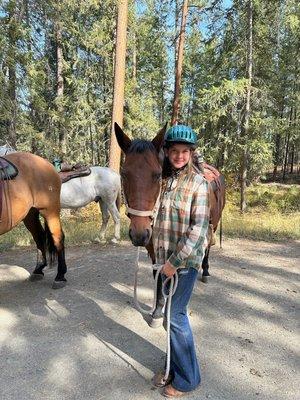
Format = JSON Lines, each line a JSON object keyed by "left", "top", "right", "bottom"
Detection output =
{"left": 134, "top": 247, "right": 178, "bottom": 385}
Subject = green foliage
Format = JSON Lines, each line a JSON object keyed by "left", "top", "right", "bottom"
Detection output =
{"left": 227, "top": 183, "right": 300, "bottom": 214}
{"left": 0, "top": 0, "right": 298, "bottom": 186}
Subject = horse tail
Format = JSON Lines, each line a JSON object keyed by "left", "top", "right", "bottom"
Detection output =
{"left": 116, "top": 189, "right": 121, "bottom": 211}
{"left": 44, "top": 221, "right": 57, "bottom": 265}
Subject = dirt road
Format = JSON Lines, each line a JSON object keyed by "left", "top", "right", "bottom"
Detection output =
{"left": 0, "top": 238, "right": 299, "bottom": 400}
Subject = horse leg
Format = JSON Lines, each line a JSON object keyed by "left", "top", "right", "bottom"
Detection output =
{"left": 107, "top": 202, "right": 120, "bottom": 243}
{"left": 23, "top": 208, "right": 47, "bottom": 281}
{"left": 145, "top": 240, "right": 164, "bottom": 328}
{"left": 149, "top": 270, "right": 165, "bottom": 328}
{"left": 98, "top": 199, "right": 110, "bottom": 242}
{"left": 200, "top": 247, "right": 211, "bottom": 283}
{"left": 42, "top": 211, "right": 67, "bottom": 289}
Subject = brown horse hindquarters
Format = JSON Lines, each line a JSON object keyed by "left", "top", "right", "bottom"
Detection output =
{"left": 0, "top": 152, "right": 67, "bottom": 288}
{"left": 0, "top": 175, "right": 33, "bottom": 235}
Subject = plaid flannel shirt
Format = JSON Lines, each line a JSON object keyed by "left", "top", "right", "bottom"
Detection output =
{"left": 153, "top": 170, "right": 209, "bottom": 271}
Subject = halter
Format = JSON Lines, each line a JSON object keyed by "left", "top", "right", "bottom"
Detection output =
{"left": 122, "top": 179, "right": 162, "bottom": 219}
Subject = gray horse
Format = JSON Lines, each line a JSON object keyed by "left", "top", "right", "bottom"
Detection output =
{"left": 60, "top": 166, "right": 121, "bottom": 243}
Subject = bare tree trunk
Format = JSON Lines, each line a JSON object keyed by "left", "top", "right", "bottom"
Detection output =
{"left": 109, "top": 0, "right": 128, "bottom": 173}
{"left": 290, "top": 144, "right": 294, "bottom": 174}
{"left": 240, "top": 0, "right": 253, "bottom": 213}
{"left": 282, "top": 131, "right": 290, "bottom": 182}
{"left": 174, "top": 0, "right": 180, "bottom": 74}
{"left": 171, "top": 0, "right": 189, "bottom": 125}
{"left": 55, "top": 21, "right": 66, "bottom": 155}
{"left": 7, "top": 1, "right": 18, "bottom": 148}
{"left": 132, "top": 31, "right": 137, "bottom": 84}
{"left": 272, "top": 133, "right": 281, "bottom": 180}
{"left": 282, "top": 106, "right": 293, "bottom": 181}
{"left": 272, "top": 101, "right": 285, "bottom": 180}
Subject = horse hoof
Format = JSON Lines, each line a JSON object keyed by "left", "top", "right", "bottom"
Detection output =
{"left": 29, "top": 273, "right": 44, "bottom": 281}
{"left": 201, "top": 275, "right": 209, "bottom": 283}
{"left": 52, "top": 280, "right": 67, "bottom": 289}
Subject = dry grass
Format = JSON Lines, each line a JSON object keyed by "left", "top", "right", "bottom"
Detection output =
{"left": 0, "top": 184, "right": 299, "bottom": 252}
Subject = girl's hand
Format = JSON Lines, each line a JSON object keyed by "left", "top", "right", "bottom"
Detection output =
{"left": 162, "top": 261, "right": 177, "bottom": 277}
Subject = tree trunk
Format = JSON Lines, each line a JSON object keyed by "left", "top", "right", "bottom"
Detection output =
{"left": 240, "top": 0, "right": 253, "bottom": 213}
{"left": 109, "top": 0, "right": 128, "bottom": 173}
{"left": 282, "top": 106, "right": 293, "bottom": 181}
{"left": 132, "top": 31, "right": 137, "bottom": 84}
{"left": 272, "top": 99, "right": 285, "bottom": 180}
{"left": 7, "top": 1, "right": 18, "bottom": 148}
{"left": 290, "top": 144, "right": 294, "bottom": 174}
{"left": 55, "top": 21, "right": 66, "bottom": 155}
{"left": 171, "top": 0, "right": 189, "bottom": 125}
{"left": 272, "top": 133, "right": 281, "bottom": 180}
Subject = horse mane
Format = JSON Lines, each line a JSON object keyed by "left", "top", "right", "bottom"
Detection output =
{"left": 128, "top": 139, "right": 156, "bottom": 154}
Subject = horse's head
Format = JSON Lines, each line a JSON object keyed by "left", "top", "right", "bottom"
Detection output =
{"left": 115, "top": 123, "right": 166, "bottom": 247}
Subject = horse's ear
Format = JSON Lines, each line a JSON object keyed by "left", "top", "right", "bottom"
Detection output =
{"left": 114, "top": 122, "right": 132, "bottom": 154}
{"left": 152, "top": 122, "right": 168, "bottom": 153}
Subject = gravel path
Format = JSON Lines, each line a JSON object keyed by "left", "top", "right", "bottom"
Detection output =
{"left": 0, "top": 237, "right": 299, "bottom": 400}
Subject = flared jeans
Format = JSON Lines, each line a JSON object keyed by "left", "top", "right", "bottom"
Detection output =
{"left": 165, "top": 267, "right": 201, "bottom": 392}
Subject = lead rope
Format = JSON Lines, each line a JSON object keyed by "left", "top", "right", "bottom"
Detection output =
{"left": 134, "top": 246, "right": 178, "bottom": 384}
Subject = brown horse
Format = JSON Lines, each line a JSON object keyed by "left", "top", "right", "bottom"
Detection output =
{"left": 0, "top": 152, "right": 67, "bottom": 289}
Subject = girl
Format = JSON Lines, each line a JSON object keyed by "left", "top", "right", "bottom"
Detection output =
{"left": 152, "top": 125, "right": 210, "bottom": 397}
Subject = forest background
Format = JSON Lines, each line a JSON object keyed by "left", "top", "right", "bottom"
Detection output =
{"left": 0, "top": 0, "right": 299, "bottom": 247}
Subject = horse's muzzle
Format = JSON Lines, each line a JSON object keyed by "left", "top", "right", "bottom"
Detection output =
{"left": 129, "top": 228, "right": 151, "bottom": 247}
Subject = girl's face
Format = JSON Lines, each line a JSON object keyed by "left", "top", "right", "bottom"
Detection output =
{"left": 165, "top": 143, "right": 192, "bottom": 169}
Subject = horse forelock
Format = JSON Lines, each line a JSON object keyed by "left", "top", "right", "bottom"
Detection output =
{"left": 128, "top": 139, "right": 156, "bottom": 154}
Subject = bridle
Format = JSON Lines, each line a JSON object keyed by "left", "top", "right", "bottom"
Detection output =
{"left": 122, "top": 179, "right": 162, "bottom": 219}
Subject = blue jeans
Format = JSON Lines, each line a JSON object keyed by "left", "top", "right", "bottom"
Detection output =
{"left": 164, "top": 267, "right": 201, "bottom": 392}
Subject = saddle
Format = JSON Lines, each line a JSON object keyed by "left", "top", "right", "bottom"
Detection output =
{"left": 59, "top": 162, "right": 91, "bottom": 183}
{"left": 0, "top": 156, "right": 18, "bottom": 221}
{"left": 0, "top": 157, "right": 18, "bottom": 180}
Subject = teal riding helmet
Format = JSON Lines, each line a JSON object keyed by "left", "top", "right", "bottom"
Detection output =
{"left": 165, "top": 125, "right": 197, "bottom": 147}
